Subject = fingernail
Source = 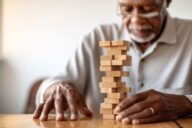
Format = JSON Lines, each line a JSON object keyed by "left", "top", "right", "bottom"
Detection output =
{"left": 122, "top": 118, "right": 130, "bottom": 124}
{"left": 132, "top": 119, "right": 139, "bottom": 125}
{"left": 70, "top": 114, "right": 77, "bottom": 121}
{"left": 56, "top": 114, "right": 65, "bottom": 121}
{"left": 116, "top": 114, "right": 123, "bottom": 122}
{"left": 114, "top": 106, "right": 121, "bottom": 113}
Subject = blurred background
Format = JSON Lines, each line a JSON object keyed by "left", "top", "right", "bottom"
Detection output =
{"left": 0, "top": 0, "right": 192, "bottom": 114}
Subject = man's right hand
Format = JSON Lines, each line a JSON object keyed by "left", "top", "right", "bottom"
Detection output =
{"left": 33, "top": 82, "right": 92, "bottom": 121}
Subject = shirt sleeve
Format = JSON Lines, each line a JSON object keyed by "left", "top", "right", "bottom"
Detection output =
{"left": 185, "top": 95, "right": 192, "bottom": 103}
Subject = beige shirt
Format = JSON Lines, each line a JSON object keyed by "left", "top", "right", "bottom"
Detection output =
{"left": 36, "top": 14, "right": 192, "bottom": 114}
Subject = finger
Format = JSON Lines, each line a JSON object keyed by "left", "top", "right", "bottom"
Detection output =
{"left": 131, "top": 113, "right": 177, "bottom": 124}
{"left": 33, "top": 103, "right": 44, "bottom": 119}
{"left": 65, "top": 89, "right": 78, "bottom": 121}
{"left": 77, "top": 94, "right": 92, "bottom": 117}
{"left": 116, "top": 100, "right": 150, "bottom": 122}
{"left": 114, "top": 92, "right": 148, "bottom": 113}
{"left": 54, "top": 86, "right": 66, "bottom": 121}
{"left": 121, "top": 107, "right": 155, "bottom": 124}
{"left": 40, "top": 96, "right": 54, "bottom": 121}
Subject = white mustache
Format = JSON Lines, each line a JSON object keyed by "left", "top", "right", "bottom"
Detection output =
{"left": 129, "top": 25, "right": 153, "bottom": 30}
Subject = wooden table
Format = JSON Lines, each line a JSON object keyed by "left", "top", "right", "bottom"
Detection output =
{"left": 0, "top": 114, "right": 191, "bottom": 128}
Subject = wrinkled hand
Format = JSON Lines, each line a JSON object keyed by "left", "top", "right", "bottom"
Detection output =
{"left": 33, "top": 82, "right": 92, "bottom": 121}
{"left": 114, "top": 89, "right": 192, "bottom": 124}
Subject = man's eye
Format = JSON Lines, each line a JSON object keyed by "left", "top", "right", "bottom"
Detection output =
{"left": 143, "top": 5, "right": 156, "bottom": 12}
{"left": 121, "top": 6, "right": 133, "bottom": 13}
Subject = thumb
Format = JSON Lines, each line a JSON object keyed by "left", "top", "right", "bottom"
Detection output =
{"left": 78, "top": 101, "right": 92, "bottom": 117}
{"left": 80, "top": 106, "right": 93, "bottom": 117}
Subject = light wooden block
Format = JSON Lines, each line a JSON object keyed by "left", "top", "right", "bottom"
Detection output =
{"left": 107, "top": 50, "right": 127, "bottom": 55}
{"left": 103, "top": 45, "right": 129, "bottom": 51}
{"left": 106, "top": 71, "right": 129, "bottom": 77}
{"left": 111, "top": 40, "right": 129, "bottom": 46}
{"left": 100, "top": 55, "right": 113, "bottom": 61}
{"left": 107, "top": 93, "right": 127, "bottom": 99}
{"left": 99, "top": 41, "right": 111, "bottom": 47}
{"left": 112, "top": 60, "right": 131, "bottom": 66}
{"left": 103, "top": 114, "right": 116, "bottom": 120}
{"left": 117, "top": 86, "right": 132, "bottom": 93}
{"left": 100, "top": 66, "right": 122, "bottom": 71}
{"left": 102, "top": 77, "right": 121, "bottom": 82}
{"left": 100, "top": 108, "right": 113, "bottom": 114}
{"left": 99, "top": 82, "right": 125, "bottom": 88}
{"left": 100, "top": 87, "right": 117, "bottom": 93}
{"left": 114, "top": 55, "right": 131, "bottom": 61}
{"left": 104, "top": 98, "right": 122, "bottom": 104}
{"left": 101, "top": 103, "right": 116, "bottom": 109}
{"left": 100, "top": 60, "right": 111, "bottom": 66}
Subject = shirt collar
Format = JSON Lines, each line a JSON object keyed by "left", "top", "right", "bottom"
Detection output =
{"left": 156, "top": 13, "right": 177, "bottom": 45}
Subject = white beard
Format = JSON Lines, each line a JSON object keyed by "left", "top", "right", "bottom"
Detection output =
{"left": 129, "top": 32, "right": 156, "bottom": 43}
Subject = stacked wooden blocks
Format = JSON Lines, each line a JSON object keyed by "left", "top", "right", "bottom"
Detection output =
{"left": 99, "top": 40, "right": 132, "bottom": 120}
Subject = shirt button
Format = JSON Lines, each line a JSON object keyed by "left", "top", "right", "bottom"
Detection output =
{"left": 140, "top": 83, "right": 144, "bottom": 87}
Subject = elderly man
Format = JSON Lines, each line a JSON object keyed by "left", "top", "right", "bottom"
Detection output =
{"left": 33, "top": 0, "right": 192, "bottom": 124}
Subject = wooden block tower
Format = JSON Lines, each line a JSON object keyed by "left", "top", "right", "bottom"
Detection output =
{"left": 99, "top": 40, "right": 132, "bottom": 120}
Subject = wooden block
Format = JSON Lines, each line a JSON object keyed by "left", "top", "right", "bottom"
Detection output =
{"left": 102, "top": 77, "right": 121, "bottom": 82}
{"left": 107, "top": 49, "right": 127, "bottom": 55}
{"left": 111, "top": 40, "right": 129, "bottom": 46}
{"left": 114, "top": 55, "right": 131, "bottom": 61}
{"left": 103, "top": 114, "right": 116, "bottom": 120}
{"left": 99, "top": 41, "right": 111, "bottom": 47}
{"left": 106, "top": 71, "right": 129, "bottom": 77}
{"left": 104, "top": 98, "right": 122, "bottom": 104}
{"left": 99, "top": 82, "right": 125, "bottom": 88}
{"left": 103, "top": 45, "right": 129, "bottom": 51}
{"left": 100, "top": 103, "right": 116, "bottom": 109}
{"left": 107, "top": 93, "right": 127, "bottom": 99}
{"left": 100, "top": 55, "right": 113, "bottom": 61}
{"left": 117, "top": 86, "right": 132, "bottom": 93}
{"left": 100, "top": 108, "right": 113, "bottom": 114}
{"left": 100, "top": 87, "right": 117, "bottom": 93}
{"left": 100, "top": 60, "right": 111, "bottom": 66}
{"left": 112, "top": 60, "right": 131, "bottom": 66}
{"left": 100, "top": 66, "right": 122, "bottom": 71}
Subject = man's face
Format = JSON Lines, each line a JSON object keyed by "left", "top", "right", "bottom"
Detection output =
{"left": 118, "top": 0, "right": 167, "bottom": 43}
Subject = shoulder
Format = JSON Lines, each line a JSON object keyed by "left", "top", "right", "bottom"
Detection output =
{"left": 174, "top": 17, "right": 192, "bottom": 33}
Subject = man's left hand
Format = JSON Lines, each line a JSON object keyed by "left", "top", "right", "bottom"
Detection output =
{"left": 114, "top": 89, "right": 192, "bottom": 124}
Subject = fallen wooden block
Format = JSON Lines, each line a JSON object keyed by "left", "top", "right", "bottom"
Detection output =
{"left": 106, "top": 71, "right": 129, "bottom": 77}
{"left": 102, "top": 77, "right": 121, "bottom": 82}
{"left": 99, "top": 41, "right": 111, "bottom": 47}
